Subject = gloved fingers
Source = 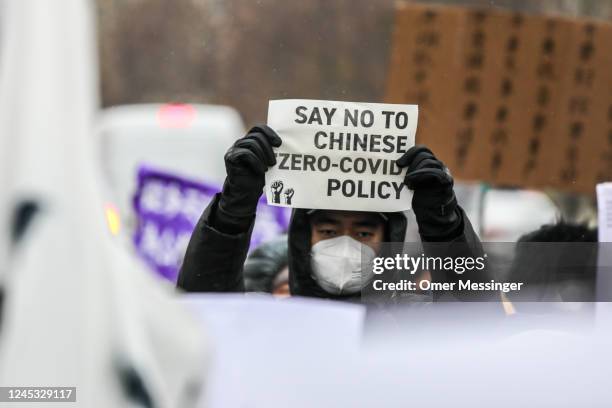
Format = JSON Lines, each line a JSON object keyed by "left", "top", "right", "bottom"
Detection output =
{"left": 225, "top": 146, "right": 267, "bottom": 175}
{"left": 396, "top": 145, "right": 433, "bottom": 168}
{"left": 248, "top": 124, "right": 282, "bottom": 148}
{"left": 404, "top": 167, "right": 452, "bottom": 189}
{"left": 234, "top": 137, "right": 271, "bottom": 167}
{"left": 409, "top": 157, "right": 445, "bottom": 174}
{"left": 246, "top": 132, "right": 277, "bottom": 166}
{"left": 407, "top": 151, "right": 438, "bottom": 172}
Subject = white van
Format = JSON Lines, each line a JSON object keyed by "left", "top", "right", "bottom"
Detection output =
{"left": 97, "top": 103, "right": 245, "bottom": 229}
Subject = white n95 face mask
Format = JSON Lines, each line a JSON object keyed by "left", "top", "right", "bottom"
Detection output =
{"left": 310, "top": 236, "right": 377, "bottom": 295}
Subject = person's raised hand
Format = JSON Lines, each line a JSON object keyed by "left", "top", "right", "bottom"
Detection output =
{"left": 396, "top": 145, "right": 462, "bottom": 240}
{"left": 216, "top": 125, "right": 282, "bottom": 232}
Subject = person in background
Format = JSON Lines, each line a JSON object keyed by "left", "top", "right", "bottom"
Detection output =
{"left": 243, "top": 235, "right": 290, "bottom": 297}
{"left": 507, "top": 222, "right": 598, "bottom": 304}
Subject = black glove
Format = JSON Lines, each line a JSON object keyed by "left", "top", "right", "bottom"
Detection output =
{"left": 213, "top": 125, "right": 282, "bottom": 234}
{"left": 396, "top": 145, "right": 463, "bottom": 241}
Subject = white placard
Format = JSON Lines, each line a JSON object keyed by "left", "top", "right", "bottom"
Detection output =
{"left": 265, "top": 99, "right": 417, "bottom": 212}
{"left": 597, "top": 183, "right": 612, "bottom": 302}
{"left": 597, "top": 183, "right": 612, "bottom": 243}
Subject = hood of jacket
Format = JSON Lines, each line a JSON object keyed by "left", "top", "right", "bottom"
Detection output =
{"left": 287, "top": 209, "right": 407, "bottom": 298}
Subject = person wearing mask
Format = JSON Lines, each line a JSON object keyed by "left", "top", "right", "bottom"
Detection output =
{"left": 177, "top": 125, "right": 486, "bottom": 300}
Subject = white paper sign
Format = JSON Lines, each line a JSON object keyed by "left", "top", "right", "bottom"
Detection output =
{"left": 596, "top": 183, "right": 612, "bottom": 302}
{"left": 265, "top": 99, "right": 417, "bottom": 212}
{"left": 597, "top": 183, "right": 612, "bottom": 243}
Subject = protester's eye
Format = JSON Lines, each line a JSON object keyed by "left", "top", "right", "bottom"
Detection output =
{"left": 356, "top": 231, "right": 374, "bottom": 239}
{"left": 318, "top": 228, "right": 337, "bottom": 237}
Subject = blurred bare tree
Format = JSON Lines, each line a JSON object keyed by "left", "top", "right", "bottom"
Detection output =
{"left": 98, "top": 0, "right": 396, "bottom": 123}
{"left": 206, "top": 0, "right": 396, "bottom": 123}
{"left": 98, "top": 0, "right": 217, "bottom": 106}
{"left": 97, "top": 0, "right": 612, "bottom": 124}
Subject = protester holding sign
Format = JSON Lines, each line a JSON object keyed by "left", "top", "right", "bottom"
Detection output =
{"left": 177, "top": 100, "right": 487, "bottom": 300}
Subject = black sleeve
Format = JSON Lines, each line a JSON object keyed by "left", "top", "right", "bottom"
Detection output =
{"left": 424, "top": 206, "right": 494, "bottom": 301}
{"left": 176, "top": 193, "right": 254, "bottom": 292}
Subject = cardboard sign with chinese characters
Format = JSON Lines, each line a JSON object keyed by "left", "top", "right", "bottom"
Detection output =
{"left": 386, "top": 3, "right": 612, "bottom": 193}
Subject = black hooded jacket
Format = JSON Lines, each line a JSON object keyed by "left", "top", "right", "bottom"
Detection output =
{"left": 177, "top": 193, "right": 487, "bottom": 300}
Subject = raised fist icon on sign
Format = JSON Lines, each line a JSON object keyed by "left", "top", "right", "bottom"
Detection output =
{"left": 284, "top": 188, "right": 295, "bottom": 205}
{"left": 271, "top": 181, "right": 284, "bottom": 203}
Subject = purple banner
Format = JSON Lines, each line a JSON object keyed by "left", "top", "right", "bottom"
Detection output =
{"left": 133, "top": 166, "right": 291, "bottom": 282}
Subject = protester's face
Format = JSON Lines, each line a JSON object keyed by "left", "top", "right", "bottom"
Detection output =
{"left": 309, "top": 210, "right": 385, "bottom": 253}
